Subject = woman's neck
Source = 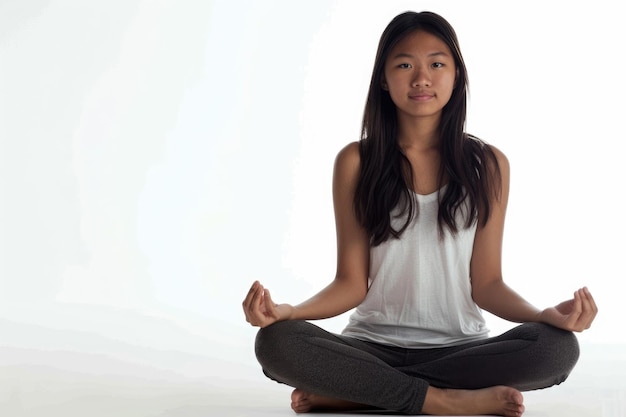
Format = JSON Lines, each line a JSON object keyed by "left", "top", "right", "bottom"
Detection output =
{"left": 398, "top": 125, "right": 439, "bottom": 151}
{"left": 397, "top": 116, "right": 440, "bottom": 151}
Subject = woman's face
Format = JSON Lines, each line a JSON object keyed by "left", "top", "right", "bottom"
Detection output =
{"left": 382, "top": 30, "right": 457, "bottom": 123}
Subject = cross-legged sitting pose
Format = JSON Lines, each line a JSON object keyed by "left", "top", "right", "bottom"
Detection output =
{"left": 243, "top": 10, "right": 597, "bottom": 416}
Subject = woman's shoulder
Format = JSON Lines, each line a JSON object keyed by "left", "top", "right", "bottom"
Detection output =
{"left": 467, "top": 135, "right": 509, "bottom": 171}
{"left": 333, "top": 141, "right": 362, "bottom": 187}
{"left": 334, "top": 141, "right": 361, "bottom": 170}
{"left": 488, "top": 144, "right": 509, "bottom": 172}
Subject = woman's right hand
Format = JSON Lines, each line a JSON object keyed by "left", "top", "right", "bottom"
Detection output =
{"left": 242, "top": 281, "right": 294, "bottom": 328}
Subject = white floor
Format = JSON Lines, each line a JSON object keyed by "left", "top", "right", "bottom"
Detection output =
{"left": 0, "top": 306, "right": 624, "bottom": 417}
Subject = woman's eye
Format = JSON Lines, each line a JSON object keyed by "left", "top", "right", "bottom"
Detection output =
{"left": 398, "top": 63, "right": 412, "bottom": 69}
{"left": 432, "top": 62, "right": 444, "bottom": 68}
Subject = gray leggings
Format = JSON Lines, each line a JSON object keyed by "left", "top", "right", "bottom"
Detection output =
{"left": 255, "top": 320, "right": 579, "bottom": 414}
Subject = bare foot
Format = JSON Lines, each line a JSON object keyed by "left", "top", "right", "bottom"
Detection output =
{"left": 290, "top": 388, "right": 370, "bottom": 413}
{"left": 422, "top": 385, "right": 525, "bottom": 417}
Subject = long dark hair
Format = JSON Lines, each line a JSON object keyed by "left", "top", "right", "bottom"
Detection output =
{"left": 354, "top": 11, "right": 501, "bottom": 246}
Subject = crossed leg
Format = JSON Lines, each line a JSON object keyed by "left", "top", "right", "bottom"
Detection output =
{"left": 255, "top": 321, "right": 578, "bottom": 415}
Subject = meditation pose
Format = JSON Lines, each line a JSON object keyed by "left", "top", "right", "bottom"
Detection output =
{"left": 243, "top": 10, "right": 597, "bottom": 416}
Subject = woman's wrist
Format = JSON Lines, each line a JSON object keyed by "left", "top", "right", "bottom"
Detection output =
{"left": 276, "top": 303, "right": 295, "bottom": 322}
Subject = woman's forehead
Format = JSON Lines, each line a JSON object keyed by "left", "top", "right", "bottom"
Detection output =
{"left": 389, "top": 30, "right": 452, "bottom": 58}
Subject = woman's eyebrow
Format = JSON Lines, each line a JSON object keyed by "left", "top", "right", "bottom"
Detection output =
{"left": 390, "top": 51, "right": 450, "bottom": 59}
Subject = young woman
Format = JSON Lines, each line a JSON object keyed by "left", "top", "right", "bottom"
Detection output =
{"left": 242, "top": 11, "right": 597, "bottom": 417}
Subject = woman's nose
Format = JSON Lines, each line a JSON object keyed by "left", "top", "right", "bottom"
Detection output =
{"left": 412, "top": 66, "right": 431, "bottom": 87}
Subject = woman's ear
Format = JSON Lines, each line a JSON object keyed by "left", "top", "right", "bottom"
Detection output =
{"left": 381, "top": 79, "right": 389, "bottom": 91}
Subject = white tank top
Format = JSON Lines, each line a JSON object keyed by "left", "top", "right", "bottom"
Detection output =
{"left": 342, "top": 188, "right": 489, "bottom": 348}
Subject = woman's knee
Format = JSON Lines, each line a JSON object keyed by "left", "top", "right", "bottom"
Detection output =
{"left": 505, "top": 323, "right": 580, "bottom": 389}
{"left": 254, "top": 320, "right": 322, "bottom": 384}
{"left": 254, "top": 320, "right": 309, "bottom": 368}
{"left": 530, "top": 323, "right": 580, "bottom": 378}
{"left": 544, "top": 324, "right": 580, "bottom": 369}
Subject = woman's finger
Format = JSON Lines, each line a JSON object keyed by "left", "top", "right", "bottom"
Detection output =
{"left": 584, "top": 287, "right": 598, "bottom": 315}
{"left": 242, "top": 281, "right": 258, "bottom": 311}
{"left": 566, "top": 290, "right": 583, "bottom": 331}
{"left": 580, "top": 287, "right": 598, "bottom": 329}
{"left": 263, "top": 289, "right": 277, "bottom": 320}
{"left": 244, "top": 283, "right": 264, "bottom": 324}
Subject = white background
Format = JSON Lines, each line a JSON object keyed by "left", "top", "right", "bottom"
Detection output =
{"left": 0, "top": 1, "right": 624, "bottom": 408}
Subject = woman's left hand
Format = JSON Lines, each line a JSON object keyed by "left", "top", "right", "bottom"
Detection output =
{"left": 540, "top": 287, "right": 598, "bottom": 332}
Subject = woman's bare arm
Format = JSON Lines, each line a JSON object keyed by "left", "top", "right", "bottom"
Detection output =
{"left": 469, "top": 146, "right": 597, "bottom": 331}
{"left": 243, "top": 142, "right": 370, "bottom": 327}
